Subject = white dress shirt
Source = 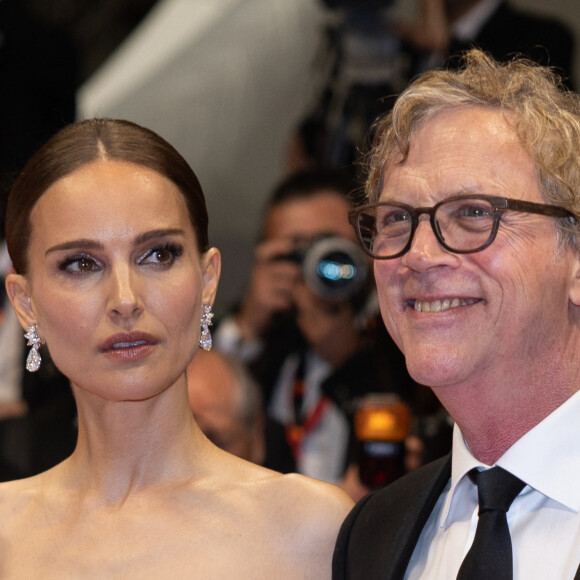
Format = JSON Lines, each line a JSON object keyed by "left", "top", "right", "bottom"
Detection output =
{"left": 406, "top": 388, "right": 580, "bottom": 579}
{"left": 214, "top": 315, "right": 350, "bottom": 482}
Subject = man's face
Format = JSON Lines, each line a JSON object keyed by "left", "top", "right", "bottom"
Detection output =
{"left": 374, "top": 106, "right": 579, "bottom": 392}
{"left": 263, "top": 190, "right": 356, "bottom": 246}
{"left": 262, "top": 191, "right": 362, "bottom": 361}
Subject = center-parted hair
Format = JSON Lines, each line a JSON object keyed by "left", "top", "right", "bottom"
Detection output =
{"left": 6, "top": 118, "right": 210, "bottom": 274}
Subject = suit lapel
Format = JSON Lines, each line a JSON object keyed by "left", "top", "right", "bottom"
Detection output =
{"left": 334, "top": 454, "right": 451, "bottom": 579}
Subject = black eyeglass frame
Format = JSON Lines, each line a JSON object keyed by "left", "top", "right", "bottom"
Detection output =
{"left": 348, "top": 194, "right": 577, "bottom": 260}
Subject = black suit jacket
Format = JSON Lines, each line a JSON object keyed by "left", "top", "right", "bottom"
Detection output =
{"left": 333, "top": 455, "right": 451, "bottom": 579}
{"left": 333, "top": 454, "right": 580, "bottom": 579}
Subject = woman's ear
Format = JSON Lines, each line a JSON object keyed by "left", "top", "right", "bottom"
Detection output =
{"left": 201, "top": 247, "right": 221, "bottom": 307}
{"left": 5, "top": 273, "right": 36, "bottom": 330}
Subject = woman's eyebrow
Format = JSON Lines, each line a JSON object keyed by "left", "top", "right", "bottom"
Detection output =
{"left": 134, "top": 228, "right": 185, "bottom": 245}
{"left": 45, "top": 229, "right": 186, "bottom": 257}
{"left": 45, "top": 239, "right": 103, "bottom": 256}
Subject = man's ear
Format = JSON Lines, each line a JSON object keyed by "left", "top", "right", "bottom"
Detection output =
{"left": 201, "top": 247, "right": 221, "bottom": 307}
{"left": 569, "top": 249, "right": 580, "bottom": 307}
{"left": 5, "top": 273, "right": 36, "bottom": 330}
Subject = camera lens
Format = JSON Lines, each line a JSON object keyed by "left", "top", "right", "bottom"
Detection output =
{"left": 302, "top": 236, "right": 368, "bottom": 301}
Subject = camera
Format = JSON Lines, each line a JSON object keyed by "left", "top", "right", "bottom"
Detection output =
{"left": 274, "top": 235, "right": 369, "bottom": 302}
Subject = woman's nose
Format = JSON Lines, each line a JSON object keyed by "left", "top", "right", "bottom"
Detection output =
{"left": 107, "top": 264, "right": 143, "bottom": 319}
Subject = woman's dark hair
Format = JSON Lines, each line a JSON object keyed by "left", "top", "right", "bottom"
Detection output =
{"left": 6, "top": 118, "right": 210, "bottom": 274}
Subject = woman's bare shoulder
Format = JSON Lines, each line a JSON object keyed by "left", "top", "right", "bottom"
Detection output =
{"left": 203, "top": 450, "right": 353, "bottom": 536}
{"left": 265, "top": 471, "right": 353, "bottom": 511}
{"left": 219, "top": 445, "right": 351, "bottom": 495}
{"left": 0, "top": 473, "right": 46, "bottom": 519}
{"left": 217, "top": 451, "right": 353, "bottom": 513}
{"left": 258, "top": 472, "right": 354, "bottom": 577}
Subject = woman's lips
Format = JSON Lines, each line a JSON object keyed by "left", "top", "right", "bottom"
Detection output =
{"left": 100, "top": 332, "right": 158, "bottom": 361}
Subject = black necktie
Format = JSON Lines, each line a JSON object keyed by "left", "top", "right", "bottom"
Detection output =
{"left": 457, "top": 466, "right": 526, "bottom": 580}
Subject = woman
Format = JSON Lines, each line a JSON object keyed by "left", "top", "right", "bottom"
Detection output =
{"left": 0, "top": 119, "right": 353, "bottom": 578}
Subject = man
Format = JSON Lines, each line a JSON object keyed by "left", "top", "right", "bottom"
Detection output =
{"left": 186, "top": 349, "right": 295, "bottom": 473}
{"left": 333, "top": 49, "right": 580, "bottom": 579}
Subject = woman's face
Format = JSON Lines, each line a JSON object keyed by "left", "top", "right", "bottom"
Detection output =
{"left": 7, "top": 160, "right": 220, "bottom": 401}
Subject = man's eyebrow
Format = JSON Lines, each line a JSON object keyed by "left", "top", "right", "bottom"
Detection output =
{"left": 45, "top": 229, "right": 186, "bottom": 256}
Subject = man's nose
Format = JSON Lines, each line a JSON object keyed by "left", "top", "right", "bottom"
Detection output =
{"left": 401, "top": 216, "right": 456, "bottom": 271}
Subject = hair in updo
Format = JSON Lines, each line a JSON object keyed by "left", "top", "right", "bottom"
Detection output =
{"left": 6, "top": 118, "right": 210, "bottom": 274}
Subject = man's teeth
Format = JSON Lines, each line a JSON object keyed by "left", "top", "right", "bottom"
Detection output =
{"left": 413, "top": 298, "right": 478, "bottom": 312}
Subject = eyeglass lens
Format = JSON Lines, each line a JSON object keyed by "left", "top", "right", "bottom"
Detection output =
{"left": 360, "top": 197, "right": 497, "bottom": 258}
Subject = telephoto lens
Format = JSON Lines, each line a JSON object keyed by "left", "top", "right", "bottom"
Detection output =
{"left": 302, "top": 236, "right": 369, "bottom": 301}
{"left": 273, "top": 235, "right": 369, "bottom": 301}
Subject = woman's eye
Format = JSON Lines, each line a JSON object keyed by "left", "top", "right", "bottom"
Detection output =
{"left": 139, "top": 244, "right": 183, "bottom": 267}
{"left": 58, "top": 255, "right": 101, "bottom": 274}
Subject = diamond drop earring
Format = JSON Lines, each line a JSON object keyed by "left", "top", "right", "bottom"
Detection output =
{"left": 25, "top": 324, "right": 44, "bottom": 372}
{"left": 199, "top": 304, "right": 214, "bottom": 351}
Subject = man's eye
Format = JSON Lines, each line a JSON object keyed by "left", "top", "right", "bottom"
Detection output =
{"left": 455, "top": 205, "right": 492, "bottom": 218}
{"left": 386, "top": 210, "right": 411, "bottom": 224}
{"left": 377, "top": 208, "right": 411, "bottom": 230}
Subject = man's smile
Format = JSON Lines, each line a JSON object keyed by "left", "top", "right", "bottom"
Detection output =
{"left": 411, "top": 298, "right": 481, "bottom": 312}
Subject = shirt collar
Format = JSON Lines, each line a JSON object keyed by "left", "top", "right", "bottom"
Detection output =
{"left": 498, "top": 388, "right": 580, "bottom": 511}
{"left": 440, "top": 423, "right": 485, "bottom": 526}
{"left": 441, "top": 388, "right": 580, "bottom": 527}
{"left": 451, "top": 0, "right": 502, "bottom": 42}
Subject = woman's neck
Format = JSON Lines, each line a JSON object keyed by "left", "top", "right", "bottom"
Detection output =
{"left": 63, "top": 382, "right": 210, "bottom": 503}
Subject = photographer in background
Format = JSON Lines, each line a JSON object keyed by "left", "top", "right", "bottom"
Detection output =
{"left": 289, "top": 0, "right": 575, "bottom": 172}
{"left": 187, "top": 349, "right": 295, "bottom": 474}
{"left": 214, "top": 170, "right": 419, "bottom": 483}
{"left": 396, "top": 0, "right": 575, "bottom": 84}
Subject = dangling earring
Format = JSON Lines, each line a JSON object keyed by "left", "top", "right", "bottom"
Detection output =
{"left": 25, "top": 324, "right": 44, "bottom": 372}
{"left": 199, "top": 304, "right": 214, "bottom": 351}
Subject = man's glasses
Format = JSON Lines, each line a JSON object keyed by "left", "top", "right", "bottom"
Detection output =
{"left": 348, "top": 195, "right": 577, "bottom": 260}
